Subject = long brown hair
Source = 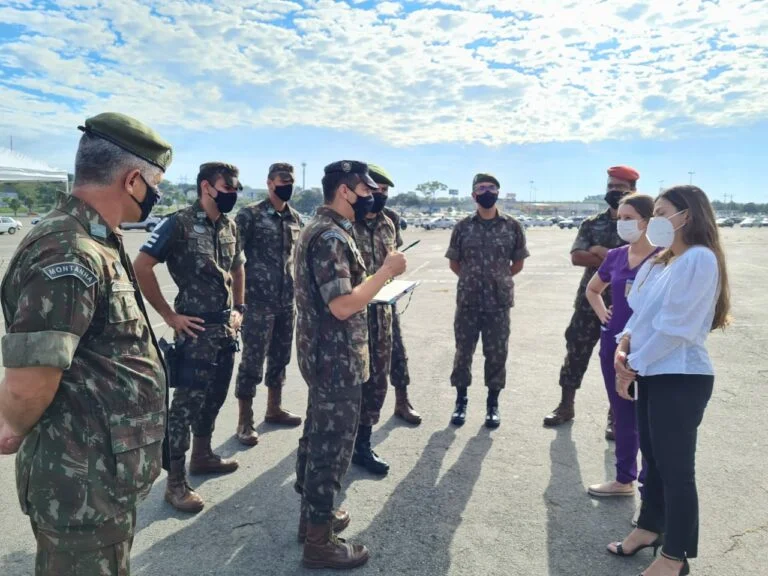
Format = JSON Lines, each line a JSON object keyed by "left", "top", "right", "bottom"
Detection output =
{"left": 656, "top": 185, "right": 731, "bottom": 330}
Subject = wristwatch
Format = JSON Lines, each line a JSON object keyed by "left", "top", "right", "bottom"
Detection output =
{"left": 233, "top": 304, "right": 247, "bottom": 314}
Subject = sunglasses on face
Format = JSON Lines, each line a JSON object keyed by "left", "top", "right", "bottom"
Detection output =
{"left": 474, "top": 184, "right": 498, "bottom": 193}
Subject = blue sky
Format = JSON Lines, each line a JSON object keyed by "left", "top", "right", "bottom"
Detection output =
{"left": 1, "top": 0, "right": 767, "bottom": 202}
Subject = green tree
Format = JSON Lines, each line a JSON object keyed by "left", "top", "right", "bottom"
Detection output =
{"left": 390, "top": 192, "right": 421, "bottom": 208}
{"left": 416, "top": 181, "right": 448, "bottom": 211}
{"left": 744, "top": 202, "right": 758, "bottom": 214}
{"left": 7, "top": 198, "right": 21, "bottom": 216}
{"left": 18, "top": 191, "right": 36, "bottom": 213}
{"left": 293, "top": 189, "right": 323, "bottom": 215}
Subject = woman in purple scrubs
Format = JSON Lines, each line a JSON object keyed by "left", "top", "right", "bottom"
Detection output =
{"left": 586, "top": 194, "right": 660, "bottom": 497}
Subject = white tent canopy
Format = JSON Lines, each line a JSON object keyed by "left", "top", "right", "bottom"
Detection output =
{"left": 0, "top": 147, "right": 69, "bottom": 191}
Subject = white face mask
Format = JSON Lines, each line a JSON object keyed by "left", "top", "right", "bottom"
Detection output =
{"left": 647, "top": 210, "right": 686, "bottom": 248}
{"left": 617, "top": 219, "right": 643, "bottom": 243}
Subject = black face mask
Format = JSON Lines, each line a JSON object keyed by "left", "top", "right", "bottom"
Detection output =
{"left": 371, "top": 192, "right": 388, "bottom": 213}
{"left": 475, "top": 191, "right": 498, "bottom": 209}
{"left": 274, "top": 184, "right": 293, "bottom": 202}
{"left": 209, "top": 189, "right": 238, "bottom": 213}
{"left": 605, "top": 189, "right": 626, "bottom": 210}
{"left": 347, "top": 188, "right": 375, "bottom": 221}
{"left": 134, "top": 175, "right": 161, "bottom": 222}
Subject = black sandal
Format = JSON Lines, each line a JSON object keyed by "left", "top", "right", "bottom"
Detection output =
{"left": 609, "top": 534, "right": 664, "bottom": 557}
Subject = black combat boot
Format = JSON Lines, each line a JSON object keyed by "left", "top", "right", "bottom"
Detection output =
{"left": 485, "top": 389, "right": 501, "bottom": 429}
{"left": 451, "top": 387, "right": 468, "bottom": 426}
{"left": 352, "top": 425, "right": 389, "bottom": 475}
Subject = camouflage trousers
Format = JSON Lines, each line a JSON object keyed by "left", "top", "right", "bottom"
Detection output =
{"left": 168, "top": 333, "right": 236, "bottom": 459}
{"left": 450, "top": 306, "right": 511, "bottom": 391}
{"left": 31, "top": 509, "right": 135, "bottom": 576}
{"left": 389, "top": 304, "right": 411, "bottom": 389}
{"left": 295, "top": 371, "right": 362, "bottom": 524}
{"left": 558, "top": 302, "right": 603, "bottom": 390}
{"left": 360, "top": 306, "right": 393, "bottom": 427}
{"left": 235, "top": 308, "right": 295, "bottom": 398}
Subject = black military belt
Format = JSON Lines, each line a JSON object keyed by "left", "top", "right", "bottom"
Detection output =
{"left": 181, "top": 309, "right": 231, "bottom": 325}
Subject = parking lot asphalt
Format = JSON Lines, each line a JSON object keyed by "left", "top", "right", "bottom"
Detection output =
{"left": 1, "top": 217, "right": 766, "bottom": 576}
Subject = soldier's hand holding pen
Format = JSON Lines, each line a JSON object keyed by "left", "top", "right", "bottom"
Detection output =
{"left": 382, "top": 251, "right": 407, "bottom": 278}
{"left": 163, "top": 312, "right": 206, "bottom": 338}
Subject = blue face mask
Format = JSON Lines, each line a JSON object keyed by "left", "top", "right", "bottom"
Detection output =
{"left": 347, "top": 187, "right": 375, "bottom": 221}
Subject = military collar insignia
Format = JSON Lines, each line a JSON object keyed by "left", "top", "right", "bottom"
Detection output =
{"left": 90, "top": 223, "right": 108, "bottom": 239}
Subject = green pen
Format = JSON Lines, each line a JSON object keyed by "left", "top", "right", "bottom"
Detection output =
{"left": 401, "top": 240, "right": 421, "bottom": 252}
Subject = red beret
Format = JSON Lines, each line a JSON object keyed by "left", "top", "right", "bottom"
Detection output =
{"left": 607, "top": 165, "right": 640, "bottom": 182}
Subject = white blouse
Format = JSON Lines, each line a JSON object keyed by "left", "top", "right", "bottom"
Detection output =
{"left": 619, "top": 246, "right": 720, "bottom": 377}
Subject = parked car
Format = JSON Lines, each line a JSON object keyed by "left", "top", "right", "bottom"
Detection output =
{"left": 31, "top": 217, "right": 41, "bottom": 225}
{"left": 760, "top": 217, "right": 768, "bottom": 228}
{"left": 399, "top": 217, "right": 408, "bottom": 230}
{"left": 716, "top": 217, "right": 735, "bottom": 227}
{"left": 558, "top": 216, "right": 585, "bottom": 229}
{"left": 120, "top": 216, "right": 162, "bottom": 232}
{"left": 423, "top": 216, "right": 455, "bottom": 230}
{"left": 0, "top": 216, "right": 22, "bottom": 234}
{"left": 740, "top": 217, "right": 758, "bottom": 228}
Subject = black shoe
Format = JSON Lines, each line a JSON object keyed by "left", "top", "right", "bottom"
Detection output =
{"left": 485, "top": 406, "right": 501, "bottom": 428}
{"left": 352, "top": 446, "right": 390, "bottom": 475}
{"left": 451, "top": 398, "right": 468, "bottom": 426}
{"left": 605, "top": 408, "right": 615, "bottom": 441}
{"left": 608, "top": 534, "right": 664, "bottom": 557}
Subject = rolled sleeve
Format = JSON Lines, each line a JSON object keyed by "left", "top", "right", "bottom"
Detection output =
{"left": 2, "top": 331, "right": 80, "bottom": 369}
{"left": 310, "top": 231, "right": 354, "bottom": 306}
{"left": 445, "top": 226, "right": 462, "bottom": 261}
{"left": 231, "top": 250, "right": 246, "bottom": 269}
{"left": 319, "top": 277, "right": 353, "bottom": 305}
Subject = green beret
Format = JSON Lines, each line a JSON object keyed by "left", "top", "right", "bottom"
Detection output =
{"left": 78, "top": 112, "right": 173, "bottom": 172}
{"left": 367, "top": 163, "right": 395, "bottom": 187}
{"left": 473, "top": 172, "right": 500, "bottom": 188}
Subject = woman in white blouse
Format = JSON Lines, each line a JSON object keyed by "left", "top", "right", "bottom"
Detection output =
{"left": 607, "top": 186, "right": 730, "bottom": 576}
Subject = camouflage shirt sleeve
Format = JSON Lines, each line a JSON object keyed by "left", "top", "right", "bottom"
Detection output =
{"left": 394, "top": 219, "right": 403, "bottom": 248}
{"left": 571, "top": 218, "right": 594, "bottom": 253}
{"left": 231, "top": 221, "right": 246, "bottom": 270}
{"left": 235, "top": 208, "right": 253, "bottom": 254}
{"left": 445, "top": 222, "right": 462, "bottom": 261}
{"left": 512, "top": 220, "right": 531, "bottom": 262}
{"left": 310, "top": 230, "right": 354, "bottom": 305}
{"left": 2, "top": 250, "right": 98, "bottom": 370}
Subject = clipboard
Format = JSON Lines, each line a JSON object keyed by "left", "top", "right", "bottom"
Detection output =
{"left": 371, "top": 280, "right": 420, "bottom": 305}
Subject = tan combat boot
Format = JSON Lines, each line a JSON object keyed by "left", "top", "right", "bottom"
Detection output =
{"left": 189, "top": 435, "right": 239, "bottom": 475}
{"left": 164, "top": 458, "right": 204, "bottom": 513}
{"left": 543, "top": 387, "right": 577, "bottom": 427}
{"left": 235, "top": 397, "right": 259, "bottom": 446}
{"left": 297, "top": 500, "right": 351, "bottom": 543}
{"left": 264, "top": 387, "right": 302, "bottom": 426}
{"left": 302, "top": 521, "right": 369, "bottom": 570}
{"left": 393, "top": 387, "right": 422, "bottom": 425}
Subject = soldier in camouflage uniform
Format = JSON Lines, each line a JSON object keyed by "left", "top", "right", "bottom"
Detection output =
{"left": 233, "top": 162, "right": 303, "bottom": 446}
{"left": 134, "top": 162, "right": 246, "bottom": 513}
{"left": 446, "top": 173, "right": 529, "bottom": 429}
{"left": 294, "top": 160, "right": 406, "bottom": 569}
{"left": 0, "top": 113, "right": 171, "bottom": 576}
{"left": 543, "top": 166, "right": 638, "bottom": 436}
{"left": 370, "top": 164, "right": 422, "bottom": 425}
{"left": 351, "top": 172, "right": 397, "bottom": 475}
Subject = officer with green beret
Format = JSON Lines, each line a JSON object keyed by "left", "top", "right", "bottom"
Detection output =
{"left": 0, "top": 112, "right": 172, "bottom": 575}
{"left": 446, "top": 172, "right": 529, "bottom": 428}
{"left": 366, "top": 164, "right": 422, "bottom": 425}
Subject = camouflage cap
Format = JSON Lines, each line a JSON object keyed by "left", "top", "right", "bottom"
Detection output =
{"left": 78, "top": 112, "right": 173, "bottom": 172}
{"left": 199, "top": 162, "right": 243, "bottom": 190}
{"left": 268, "top": 162, "right": 295, "bottom": 181}
{"left": 472, "top": 172, "right": 500, "bottom": 188}
{"left": 367, "top": 163, "right": 395, "bottom": 187}
{"left": 324, "top": 160, "right": 378, "bottom": 190}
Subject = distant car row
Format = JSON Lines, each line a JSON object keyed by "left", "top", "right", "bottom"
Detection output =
{"left": 716, "top": 217, "right": 768, "bottom": 228}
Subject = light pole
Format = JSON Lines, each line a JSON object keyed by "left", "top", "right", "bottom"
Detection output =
{"left": 688, "top": 171, "right": 695, "bottom": 185}
{"left": 658, "top": 179, "right": 664, "bottom": 192}
{"left": 302, "top": 162, "right": 307, "bottom": 191}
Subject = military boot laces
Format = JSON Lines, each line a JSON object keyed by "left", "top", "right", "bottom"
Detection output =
{"left": 542, "top": 387, "right": 576, "bottom": 427}
{"left": 164, "top": 459, "right": 204, "bottom": 513}
{"left": 351, "top": 426, "right": 390, "bottom": 475}
{"left": 302, "top": 522, "right": 369, "bottom": 570}
{"left": 189, "top": 435, "right": 239, "bottom": 475}
{"left": 394, "top": 387, "right": 422, "bottom": 425}
{"left": 236, "top": 397, "right": 259, "bottom": 446}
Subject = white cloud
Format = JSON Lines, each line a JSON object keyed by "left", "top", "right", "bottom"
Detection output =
{"left": 0, "top": 0, "right": 766, "bottom": 147}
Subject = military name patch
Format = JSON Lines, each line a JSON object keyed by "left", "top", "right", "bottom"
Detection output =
{"left": 42, "top": 263, "right": 98, "bottom": 287}
{"left": 321, "top": 230, "right": 348, "bottom": 243}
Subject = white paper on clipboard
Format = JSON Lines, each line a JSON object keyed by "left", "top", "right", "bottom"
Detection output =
{"left": 371, "top": 280, "right": 420, "bottom": 305}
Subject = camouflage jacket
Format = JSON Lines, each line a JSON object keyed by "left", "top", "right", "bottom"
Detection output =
{"left": 570, "top": 209, "right": 625, "bottom": 308}
{"left": 140, "top": 201, "right": 245, "bottom": 338}
{"left": 445, "top": 210, "right": 530, "bottom": 309}
{"left": 382, "top": 207, "right": 404, "bottom": 248}
{"left": 353, "top": 212, "right": 396, "bottom": 342}
{"left": 294, "top": 206, "right": 369, "bottom": 386}
{"left": 1, "top": 194, "right": 165, "bottom": 542}
{"left": 235, "top": 199, "right": 302, "bottom": 312}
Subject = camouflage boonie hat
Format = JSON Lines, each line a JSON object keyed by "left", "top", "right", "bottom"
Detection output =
{"left": 324, "top": 160, "right": 378, "bottom": 189}
{"left": 199, "top": 162, "right": 243, "bottom": 191}
{"left": 78, "top": 112, "right": 173, "bottom": 172}
{"left": 367, "top": 163, "right": 395, "bottom": 187}
{"left": 268, "top": 162, "right": 295, "bottom": 182}
{"left": 473, "top": 173, "right": 500, "bottom": 188}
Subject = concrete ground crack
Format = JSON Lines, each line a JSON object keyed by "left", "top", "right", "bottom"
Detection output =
{"left": 724, "top": 523, "right": 768, "bottom": 554}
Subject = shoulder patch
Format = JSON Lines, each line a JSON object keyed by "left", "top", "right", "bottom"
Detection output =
{"left": 42, "top": 262, "right": 98, "bottom": 287}
{"left": 321, "top": 229, "right": 348, "bottom": 244}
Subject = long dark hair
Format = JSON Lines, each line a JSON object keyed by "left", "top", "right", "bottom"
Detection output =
{"left": 656, "top": 185, "right": 731, "bottom": 330}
